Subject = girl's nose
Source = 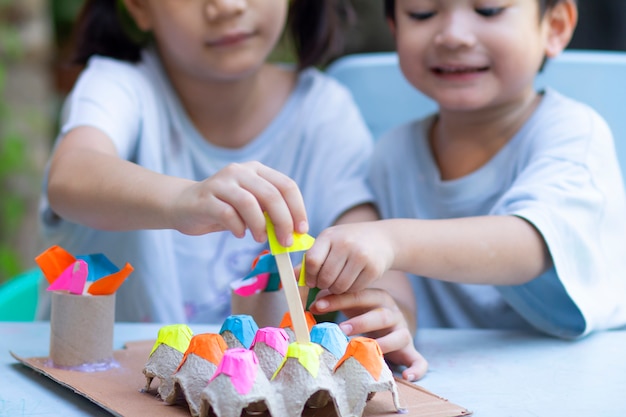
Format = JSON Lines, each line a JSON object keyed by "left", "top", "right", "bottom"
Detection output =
{"left": 205, "top": 0, "right": 246, "bottom": 21}
{"left": 434, "top": 13, "right": 477, "bottom": 49}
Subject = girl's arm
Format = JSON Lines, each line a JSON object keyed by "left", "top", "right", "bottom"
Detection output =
{"left": 47, "top": 126, "right": 308, "bottom": 246}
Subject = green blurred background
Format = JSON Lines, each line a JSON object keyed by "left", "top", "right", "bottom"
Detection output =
{"left": 1, "top": 0, "right": 83, "bottom": 282}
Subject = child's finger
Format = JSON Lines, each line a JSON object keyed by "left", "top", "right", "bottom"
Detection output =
{"left": 327, "top": 262, "right": 361, "bottom": 294}
{"left": 255, "top": 163, "right": 308, "bottom": 244}
{"left": 304, "top": 239, "right": 329, "bottom": 288}
{"left": 216, "top": 186, "right": 267, "bottom": 242}
{"left": 401, "top": 357, "right": 429, "bottom": 382}
{"left": 372, "top": 327, "right": 413, "bottom": 355}
{"left": 332, "top": 258, "right": 379, "bottom": 294}
{"left": 340, "top": 306, "right": 399, "bottom": 335}
{"left": 206, "top": 163, "right": 272, "bottom": 241}
{"left": 316, "top": 249, "right": 350, "bottom": 291}
{"left": 230, "top": 166, "right": 294, "bottom": 244}
{"left": 385, "top": 343, "right": 429, "bottom": 381}
{"left": 311, "top": 288, "right": 390, "bottom": 314}
{"left": 370, "top": 329, "right": 428, "bottom": 380}
{"left": 200, "top": 192, "right": 248, "bottom": 238}
{"left": 305, "top": 237, "right": 353, "bottom": 290}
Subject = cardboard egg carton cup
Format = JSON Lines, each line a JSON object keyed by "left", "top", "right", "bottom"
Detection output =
{"left": 143, "top": 314, "right": 405, "bottom": 417}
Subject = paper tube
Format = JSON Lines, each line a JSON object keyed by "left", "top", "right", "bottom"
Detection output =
{"left": 231, "top": 290, "right": 287, "bottom": 329}
{"left": 49, "top": 292, "right": 115, "bottom": 368}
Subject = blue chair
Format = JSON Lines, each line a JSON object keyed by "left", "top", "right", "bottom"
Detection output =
{"left": 327, "top": 50, "right": 626, "bottom": 175}
{"left": 0, "top": 268, "right": 41, "bottom": 321}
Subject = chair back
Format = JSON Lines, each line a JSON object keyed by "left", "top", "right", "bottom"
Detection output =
{"left": 0, "top": 268, "right": 41, "bottom": 321}
{"left": 327, "top": 50, "right": 626, "bottom": 176}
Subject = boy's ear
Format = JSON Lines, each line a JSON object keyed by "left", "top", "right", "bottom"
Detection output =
{"left": 122, "top": 0, "right": 153, "bottom": 32}
{"left": 543, "top": 0, "right": 578, "bottom": 58}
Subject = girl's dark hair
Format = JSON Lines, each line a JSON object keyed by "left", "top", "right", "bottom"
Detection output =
{"left": 384, "top": 0, "right": 572, "bottom": 20}
{"left": 73, "top": 0, "right": 354, "bottom": 70}
{"left": 73, "top": 0, "right": 143, "bottom": 64}
{"left": 288, "top": 0, "right": 355, "bottom": 69}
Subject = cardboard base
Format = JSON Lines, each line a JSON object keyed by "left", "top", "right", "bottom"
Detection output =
{"left": 12, "top": 341, "right": 471, "bottom": 417}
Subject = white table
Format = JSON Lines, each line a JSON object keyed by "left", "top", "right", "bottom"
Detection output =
{"left": 1, "top": 322, "right": 625, "bottom": 416}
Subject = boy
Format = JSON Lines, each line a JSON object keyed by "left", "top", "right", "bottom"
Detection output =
{"left": 306, "top": 0, "right": 626, "bottom": 341}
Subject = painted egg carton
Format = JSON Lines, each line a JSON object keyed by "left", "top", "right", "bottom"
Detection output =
{"left": 143, "top": 314, "right": 404, "bottom": 417}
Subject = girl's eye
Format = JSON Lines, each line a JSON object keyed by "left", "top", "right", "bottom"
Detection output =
{"left": 408, "top": 11, "right": 436, "bottom": 21}
{"left": 475, "top": 7, "right": 505, "bottom": 17}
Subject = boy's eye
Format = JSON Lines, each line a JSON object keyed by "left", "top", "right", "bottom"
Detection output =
{"left": 408, "top": 11, "right": 436, "bottom": 21}
{"left": 475, "top": 7, "right": 505, "bottom": 17}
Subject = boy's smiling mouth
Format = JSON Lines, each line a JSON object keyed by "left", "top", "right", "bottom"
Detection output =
{"left": 432, "top": 65, "right": 490, "bottom": 75}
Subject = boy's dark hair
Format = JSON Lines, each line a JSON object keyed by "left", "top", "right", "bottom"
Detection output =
{"left": 384, "top": 0, "right": 571, "bottom": 21}
{"left": 73, "top": 0, "right": 354, "bottom": 70}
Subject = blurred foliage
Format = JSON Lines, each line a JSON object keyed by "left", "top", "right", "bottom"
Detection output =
{"left": 0, "top": 1, "right": 85, "bottom": 283}
{"left": 50, "top": 0, "right": 84, "bottom": 46}
{"left": 0, "top": 1, "right": 28, "bottom": 282}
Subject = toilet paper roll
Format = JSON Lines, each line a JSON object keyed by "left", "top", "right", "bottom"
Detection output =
{"left": 49, "top": 291, "right": 115, "bottom": 368}
{"left": 231, "top": 290, "right": 287, "bottom": 329}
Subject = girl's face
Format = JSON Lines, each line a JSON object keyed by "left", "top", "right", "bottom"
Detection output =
{"left": 389, "top": 0, "right": 556, "bottom": 113}
{"left": 125, "top": 0, "right": 288, "bottom": 82}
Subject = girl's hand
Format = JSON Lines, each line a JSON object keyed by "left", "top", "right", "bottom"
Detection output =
{"left": 304, "top": 221, "right": 394, "bottom": 293}
{"left": 309, "top": 288, "right": 429, "bottom": 381}
{"left": 171, "top": 161, "right": 308, "bottom": 246}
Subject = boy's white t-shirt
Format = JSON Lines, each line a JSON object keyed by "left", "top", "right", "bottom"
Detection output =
{"left": 369, "top": 89, "right": 626, "bottom": 338}
{"left": 39, "top": 48, "right": 374, "bottom": 324}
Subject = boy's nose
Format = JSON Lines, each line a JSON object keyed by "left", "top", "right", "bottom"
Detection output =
{"left": 434, "top": 14, "right": 477, "bottom": 49}
{"left": 205, "top": 0, "right": 246, "bottom": 20}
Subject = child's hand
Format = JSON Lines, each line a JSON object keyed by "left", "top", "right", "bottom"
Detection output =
{"left": 172, "top": 161, "right": 308, "bottom": 246}
{"left": 309, "top": 288, "right": 428, "bottom": 381}
{"left": 304, "top": 221, "right": 394, "bottom": 293}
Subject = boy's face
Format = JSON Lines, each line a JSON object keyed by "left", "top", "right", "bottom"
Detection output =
{"left": 389, "top": 0, "right": 572, "bottom": 112}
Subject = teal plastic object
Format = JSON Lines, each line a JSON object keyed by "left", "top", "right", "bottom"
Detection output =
{"left": 327, "top": 50, "right": 626, "bottom": 177}
{"left": 0, "top": 268, "right": 41, "bottom": 321}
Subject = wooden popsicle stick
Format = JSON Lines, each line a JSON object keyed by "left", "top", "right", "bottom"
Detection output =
{"left": 299, "top": 286, "right": 310, "bottom": 310}
{"left": 274, "top": 252, "right": 311, "bottom": 344}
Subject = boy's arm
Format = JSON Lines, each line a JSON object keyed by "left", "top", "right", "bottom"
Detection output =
{"left": 47, "top": 126, "right": 307, "bottom": 245}
{"left": 309, "top": 204, "right": 428, "bottom": 380}
{"left": 383, "top": 216, "right": 550, "bottom": 286}
{"left": 307, "top": 215, "right": 550, "bottom": 289}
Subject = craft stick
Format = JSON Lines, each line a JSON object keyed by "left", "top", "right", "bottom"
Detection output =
{"left": 274, "top": 253, "right": 311, "bottom": 344}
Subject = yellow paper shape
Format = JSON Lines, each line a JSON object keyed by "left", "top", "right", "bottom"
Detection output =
{"left": 298, "top": 254, "right": 306, "bottom": 286}
{"left": 149, "top": 324, "right": 193, "bottom": 357}
{"left": 272, "top": 342, "right": 323, "bottom": 380}
{"left": 265, "top": 213, "right": 315, "bottom": 255}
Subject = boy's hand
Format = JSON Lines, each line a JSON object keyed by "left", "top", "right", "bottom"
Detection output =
{"left": 309, "top": 288, "right": 428, "bottom": 381}
{"left": 304, "top": 222, "right": 394, "bottom": 293}
{"left": 172, "top": 161, "right": 308, "bottom": 246}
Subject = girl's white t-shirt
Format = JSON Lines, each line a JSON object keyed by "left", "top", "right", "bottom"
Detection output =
{"left": 39, "top": 49, "right": 374, "bottom": 324}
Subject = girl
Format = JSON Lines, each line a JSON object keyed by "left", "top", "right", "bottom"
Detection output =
{"left": 38, "top": 0, "right": 425, "bottom": 379}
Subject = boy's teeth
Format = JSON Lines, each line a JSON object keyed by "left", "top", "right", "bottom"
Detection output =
{"left": 437, "top": 66, "right": 487, "bottom": 74}
{"left": 442, "top": 67, "right": 471, "bottom": 73}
